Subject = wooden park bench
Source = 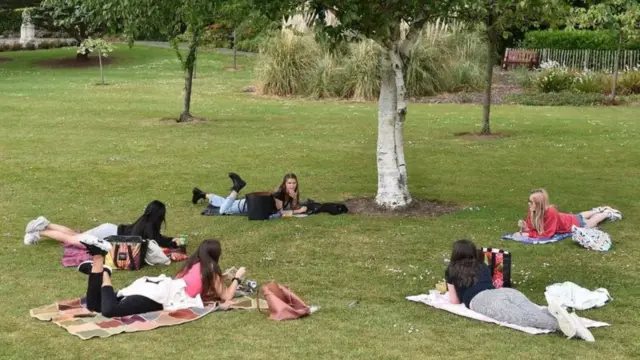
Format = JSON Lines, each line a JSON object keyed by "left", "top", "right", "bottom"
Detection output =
{"left": 502, "top": 49, "right": 539, "bottom": 70}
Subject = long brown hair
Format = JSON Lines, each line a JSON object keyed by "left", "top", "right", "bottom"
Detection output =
{"left": 178, "top": 239, "right": 222, "bottom": 298}
{"left": 446, "top": 239, "right": 483, "bottom": 287}
{"left": 276, "top": 173, "right": 300, "bottom": 209}
{"left": 529, "top": 188, "right": 551, "bottom": 234}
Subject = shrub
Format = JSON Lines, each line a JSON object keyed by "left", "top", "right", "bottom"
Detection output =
{"left": 0, "top": 43, "right": 9, "bottom": 52}
{"left": 256, "top": 20, "right": 486, "bottom": 99}
{"left": 308, "top": 52, "right": 343, "bottom": 99}
{"left": 513, "top": 67, "right": 535, "bottom": 89}
{"left": 38, "top": 41, "right": 51, "bottom": 49}
{"left": 341, "top": 40, "right": 382, "bottom": 100}
{"left": 256, "top": 29, "right": 321, "bottom": 96}
{"left": 522, "top": 30, "right": 640, "bottom": 51}
{"left": 24, "top": 41, "right": 36, "bottom": 50}
{"left": 534, "top": 67, "right": 574, "bottom": 93}
{"left": 572, "top": 71, "right": 607, "bottom": 94}
{"left": 505, "top": 92, "right": 609, "bottom": 106}
{"left": 618, "top": 70, "right": 640, "bottom": 95}
{"left": 407, "top": 21, "right": 485, "bottom": 96}
{"left": 11, "top": 42, "right": 23, "bottom": 51}
{"left": 0, "top": 9, "right": 22, "bottom": 36}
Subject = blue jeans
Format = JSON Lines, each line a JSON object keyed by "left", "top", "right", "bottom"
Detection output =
{"left": 208, "top": 194, "right": 247, "bottom": 215}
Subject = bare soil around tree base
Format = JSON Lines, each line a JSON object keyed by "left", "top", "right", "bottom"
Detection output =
{"left": 453, "top": 131, "right": 511, "bottom": 140}
{"left": 37, "top": 56, "right": 117, "bottom": 68}
{"left": 160, "top": 116, "right": 208, "bottom": 124}
{"left": 0, "top": 57, "right": 13, "bottom": 63}
{"left": 344, "top": 197, "right": 461, "bottom": 217}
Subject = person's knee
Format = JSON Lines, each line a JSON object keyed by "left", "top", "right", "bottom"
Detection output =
{"left": 101, "top": 306, "right": 117, "bottom": 318}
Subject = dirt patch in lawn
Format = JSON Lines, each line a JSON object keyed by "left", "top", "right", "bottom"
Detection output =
{"left": 344, "top": 197, "right": 461, "bottom": 217}
{"left": 37, "top": 56, "right": 117, "bottom": 68}
{"left": 0, "top": 57, "right": 13, "bottom": 63}
{"left": 454, "top": 131, "right": 512, "bottom": 140}
{"left": 160, "top": 116, "right": 208, "bottom": 124}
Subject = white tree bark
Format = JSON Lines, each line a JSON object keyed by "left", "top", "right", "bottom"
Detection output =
{"left": 389, "top": 48, "right": 411, "bottom": 204}
{"left": 375, "top": 46, "right": 411, "bottom": 209}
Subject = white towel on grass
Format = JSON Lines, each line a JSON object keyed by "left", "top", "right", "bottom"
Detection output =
{"left": 407, "top": 291, "right": 610, "bottom": 335}
{"left": 544, "top": 282, "right": 612, "bottom": 310}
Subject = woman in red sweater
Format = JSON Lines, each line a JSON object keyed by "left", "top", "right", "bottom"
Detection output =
{"left": 517, "top": 188, "right": 622, "bottom": 238}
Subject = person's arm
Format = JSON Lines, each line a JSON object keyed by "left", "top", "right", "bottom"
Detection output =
{"left": 213, "top": 267, "right": 246, "bottom": 301}
{"left": 293, "top": 206, "right": 308, "bottom": 214}
{"left": 155, "top": 235, "right": 178, "bottom": 248}
{"left": 447, "top": 284, "right": 462, "bottom": 304}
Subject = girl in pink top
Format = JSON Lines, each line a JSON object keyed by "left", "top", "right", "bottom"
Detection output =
{"left": 517, "top": 188, "right": 622, "bottom": 238}
{"left": 176, "top": 239, "right": 246, "bottom": 301}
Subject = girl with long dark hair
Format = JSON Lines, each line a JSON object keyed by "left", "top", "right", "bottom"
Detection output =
{"left": 445, "top": 239, "right": 594, "bottom": 342}
{"left": 192, "top": 172, "right": 307, "bottom": 217}
{"left": 76, "top": 238, "right": 245, "bottom": 318}
{"left": 24, "top": 200, "right": 180, "bottom": 248}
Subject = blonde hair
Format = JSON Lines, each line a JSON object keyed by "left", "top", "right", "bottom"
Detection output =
{"left": 529, "top": 188, "right": 550, "bottom": 234}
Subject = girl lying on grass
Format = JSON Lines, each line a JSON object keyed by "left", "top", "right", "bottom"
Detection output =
{"left": 76, "top": 238, "right": 245, "bottom": 317}
{"left": 445, "top": 240, "right": 594, "bottom": 341}
{"left": 516, "top": 188, "right": 621, "bottom": 238}
{"left": 446, "top": 239, "right": 594, "bottom": 341}
{"left": 23, "top": 200, "right": 182, "bottom": 248}
{"left": 192, "top": 172, "right": 308, "bottom": 218}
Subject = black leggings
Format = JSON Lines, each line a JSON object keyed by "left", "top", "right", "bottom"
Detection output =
{"left": 86, "top": 273, "right": 163, "bottom": 317}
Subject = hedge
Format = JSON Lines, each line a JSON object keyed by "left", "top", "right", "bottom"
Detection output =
{"left": 0, "top": 9, "right": 22, "bottom": 35}
{"left": 522, "top": 30, "right": 640, "bottom": 51}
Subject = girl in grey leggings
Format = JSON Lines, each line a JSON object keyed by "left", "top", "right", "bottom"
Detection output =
{"left": 445, "top": 239, "right": 594, "bottom": 342}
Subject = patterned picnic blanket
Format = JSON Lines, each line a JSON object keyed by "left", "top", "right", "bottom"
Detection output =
{"left": 501, "top": 232, "right": 572, "bottom": 245}
{"left": 30, "top": 295, "right": 265, "bottom": 340}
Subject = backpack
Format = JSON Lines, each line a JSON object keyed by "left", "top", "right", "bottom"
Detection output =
{"left": 104, "top": 235, "right": 148, "bottom": 270}
{"left": 572, "top": 225, "right": 611, "bottom": 252}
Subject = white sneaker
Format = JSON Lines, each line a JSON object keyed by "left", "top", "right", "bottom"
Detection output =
{"left": 79, "top": 234, "right": 112, "bottom": 255}
{"left": 571, "top": 313, "right": 595, "bottom": 342}
{"left": 547, "top": 300, "right": 577, "bottom": 339}
{"left": 604, "top": 209, "right": 622, "bottom": 221}
{"left": 25, "top": 216, "right": 50, "bottom": 233}
{"left": 24, "top": 232, "right": 40, "bottom": 245}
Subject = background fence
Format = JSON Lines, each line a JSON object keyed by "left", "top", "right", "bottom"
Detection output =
{"left": 506, "top": 48, "right": 640, "bottom": 72}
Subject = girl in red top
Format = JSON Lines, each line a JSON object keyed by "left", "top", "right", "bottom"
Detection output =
{"left": 517, "top": 188, "right": 622, "bottom": 239}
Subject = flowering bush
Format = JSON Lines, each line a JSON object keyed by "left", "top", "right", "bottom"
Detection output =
{"left": 535, "top": 68, "right": 575, "bottom": 93}
{"left": 618, "top": 70, "right": 640, "bottom": 95}
{"left": 573, "top": 70, "right": 607, "bottom": 94}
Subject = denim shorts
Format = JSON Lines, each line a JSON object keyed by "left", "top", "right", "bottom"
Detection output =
{"left": 575, "top": 214, "right": 586, "bottom": 227}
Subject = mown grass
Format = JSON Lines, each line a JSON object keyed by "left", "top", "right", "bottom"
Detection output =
{"left": 1, "top": 46, "right": 639, "bottom": 359}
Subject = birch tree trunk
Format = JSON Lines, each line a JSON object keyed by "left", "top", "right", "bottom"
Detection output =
{"left": 375, "top": 47, "right": 411, "bottom": 209}
{"left": 389, "top": 47, "right": 411, "bottom": 204}
{"left": 179, "top": 32, "right": 199, "bottom": 122}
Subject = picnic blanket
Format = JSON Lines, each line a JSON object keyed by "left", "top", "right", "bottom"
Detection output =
{"left": 31, "top": 295, "right": 266, "bottom": 340}
{"left": 407, "top": 291, "right": 609, "bottom": 335}
{"left": 501, "top": 232, "right": 572, "bottom": 245}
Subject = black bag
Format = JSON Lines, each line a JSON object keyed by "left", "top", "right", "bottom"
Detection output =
{"left": 246, "top": 192, "right": 276, "bottom": 220}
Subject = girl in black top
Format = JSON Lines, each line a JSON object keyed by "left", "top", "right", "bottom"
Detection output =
{"left": 192, "top": 172, "right": 307, "bottom": 217}
{"left": 445, "top": 239, "right": 594, "bottom": 341}
{"left": 24, "top": 200, "right": 180, "bottom": 248}
{"left": 272, "top": 173, "right": 307, "bottom": 217}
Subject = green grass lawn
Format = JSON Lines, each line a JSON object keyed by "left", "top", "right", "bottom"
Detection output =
{"left": 1, "top": 46, "right": 640, "bottom": 359}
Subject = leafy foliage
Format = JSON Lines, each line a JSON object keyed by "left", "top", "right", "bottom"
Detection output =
{"left": 523, "top": 29, "right": 640, "bottom": 50}
{"left": 32, "top": 0, "right": 107, "bottom": 44}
